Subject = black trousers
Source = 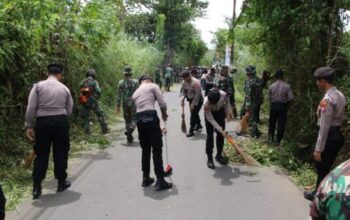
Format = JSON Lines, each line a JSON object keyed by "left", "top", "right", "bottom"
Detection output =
{"left": 268, "top": 102, "right": 287, "bottom": 143}
{"left": 205, "top": 108, "right": 225, "bottom": 156}
{"left": 254, "top": 103, "right": 262, "bottom": 123}
{"left": 315, "top": 128, "right": 344, "bottom": 189}
{"left": 0, "top": 185, "right": 5, "bottom": 220}
{"left": 188, "top": 98, "right": 203, "bottom": 131}
{"left": 136, "top": 111, "right": 165, "bottom": 179}
{"left": 33, "top": 115, "right": 70, "bottom": 183}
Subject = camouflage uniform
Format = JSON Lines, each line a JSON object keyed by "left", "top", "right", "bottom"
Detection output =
{"left": 116, "top": 75, "right": 138, "bottom": 142}
{"left": 155, "top": 67, "right": 162, "bottom": 89}
{"left": 164, "top": 66, "right": 173, "bottom": 91}
{"left": 310, "top": 159, "right": 350, "bottom": 220}
{"left": 80, "top": 75, "right": 108, "bottom": 134}
{"left": 241, "top": 66, "right": 262, "bottom": 138}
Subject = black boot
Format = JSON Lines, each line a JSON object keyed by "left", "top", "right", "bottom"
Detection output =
{"left": 304, "top": 190, "right": 316, "bottom": 201}
{"left": 186, "top": 130, "right": 194, "bottom": 137}
{"left": 215, "top": 155, "right": 228, "bottom": 165}
{"left": 194, "top": 124, "right": 203, "bottom": 131}
{"left": 32, "top": 182, "right": 42, "bottom": 199}
{"left": 57, "top": 180, "right": 71, "bottom": 192}
{"left": 207, "top": 154, "right": 215, "bottom": 169}
{"left": 155, "top": 179, "right": 172, "bottom": 191}
{"left": 142, "top": 175, "right": 155, "bottom": 187}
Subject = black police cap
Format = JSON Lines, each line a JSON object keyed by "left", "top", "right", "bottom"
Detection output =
{"left": 180, "top": 70, "right": 190, "bottom": 78}
{"left": 208, "top": 88, "right": 221, "bottom": 104}
{"left": 314, "top": 67, "right": 335, "bottom": 78}
{"left": 139, "top": 74, "right": 153, "bottom": 84}
{"left": 47, "top": 63, "right": 63, "bottom": 74}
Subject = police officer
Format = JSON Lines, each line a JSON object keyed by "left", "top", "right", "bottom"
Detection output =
{"left": 241, "top": 65, "right": 262, "bottom": 138}
{"left": 180, "top": 70, "right": 204, "bottom": 137}
{"left": 304, "top": 66, "right": 346, "bottom": 201}
{"left": 204, "top": 89, "right": 233, "bottom": 169}
{"left": 0, "top": 185, "right": 5, "bottom": 220}
{"left": 268, "top": 69, "right": 294, "bottom": 146}
{"left": 80, "top": 69, "right": 109, "bottom": 134}
{"left": 25, "top": 64, "right": 73, "bottom": 199}
{"left": 116, "top": 66, "right": 139, "bottom": 143}
{"left": 132, "top": 75, "right": 172, "bottom": 191}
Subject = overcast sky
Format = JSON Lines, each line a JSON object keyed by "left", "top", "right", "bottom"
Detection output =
{"left": 193, "top": 0, "right": 243, "bottom": 49}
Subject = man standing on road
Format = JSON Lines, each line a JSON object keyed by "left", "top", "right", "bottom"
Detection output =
{"left": 241, "top": 65, "right": 262, "bottom": 138}
{"left": 0, "top": 185, "right": 5, "bottom": 220}
{"left": 304, "top": 67, "right": 346, "bottom": 201}
{"left": 164, "top": 64, "right": 173, "bottom": 91}
{"left": 132, "top": 75, "right": 172, "bottom": 191}
{"left": 180, "top": 70, "right": 204, "bottom": 137}
{"left": 116, "top": 66, "right": 139, "bottom": 143}
{"left": 155, "top": 65, "right": 163, "bottom": 90}
{"left": 268, "top": 69, "right": 294, "bottom": 146}
{"left": 25, "top": 63, "right": 73, "bottom": 199}
{"left": 80, "top": 69, "right": 109, "bottom": 134}
{"left": 204, "top": 89, "right": 233, "bottom": 169}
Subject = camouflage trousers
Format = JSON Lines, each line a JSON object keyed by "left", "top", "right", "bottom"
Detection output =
{"left": 82, "top": 102, "right": 108, "bottom": 134}
{"left": 123, "top": 104, "right": 136, "bottom": 133}
{"left": 240, "top": 102, "right": 260, "bottom": 137}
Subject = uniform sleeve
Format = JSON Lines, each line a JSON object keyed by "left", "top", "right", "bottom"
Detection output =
{"left": 66, "top": 89, "right": 73, "bottom": 116}
{"left": 268, "top": 86, "right": 272, "bottom": 102}
{"left": 315, "top": 98, "right": 334, "bottom": 152}
{"left": 192, "top": 82, "right": 202, "bottom": 107}
{"left": 95, "top": 81, "right": 101, "bottom": 94}
{"left": 204, "top": 104, "right": 224, "bottom": 134}
{"left": 245, "top": 81, "right": 252, "bottom": 110}
{"left": 154, "top": 85, "right": 167, "bottom": 110}
{"left": 224, "top": 97, "right": 232, "bottom": 115}
{"left": 116, "top": 81, "right": 123, "bottom": 108}
{"left": 25, "top": 84, "right": 38, "bottom": 128}
{"left": 181, "top": 81, "right": 186, "bottom": 97}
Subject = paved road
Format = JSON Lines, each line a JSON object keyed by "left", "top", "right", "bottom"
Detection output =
{"left": 8, "top": 87, "right": 310, "bottom": 220}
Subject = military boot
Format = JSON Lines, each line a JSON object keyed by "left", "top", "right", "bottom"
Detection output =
{"left": 304, "top": 190, "right": 316, "bottom": 201}
{"left": 32, "top": 181, "right": 42, "bottom": 199}
{"left": 215, "top": 154, "right": 228, "bottom": 165}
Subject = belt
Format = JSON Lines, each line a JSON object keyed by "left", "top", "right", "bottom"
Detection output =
{"left": 136, "top": 110, "right": 158, "bottom": 123}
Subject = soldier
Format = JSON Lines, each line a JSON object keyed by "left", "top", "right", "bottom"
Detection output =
{"left": 0, "top": 185, "right": 5, "bottom": 220}
{"left": 25, "top": 64, "right": 73, "bottom": 199}
{"left": 310, "top": 159, "right": 350, "bottom": 219}
{"left": 180, "top": 70, "right": 204, "bottom": 137}
{"left": 204, "top": 88, "right": 233, "bottom": 169}
{"left": 241, "top": 65, "right": 262, "bottom": 138}
{"left": 80, "top": 69, "right": 109, "bottom": 134}
{"left": 204, "top": 68, "right": 216, "bottom": 96}
{"left": 116, "top": 66, "right": 139, "bottom": 143}
{"left": 164, "top": 64, "right": 173, "bottom": 91}
{"left": 268, "top": 69, "right": 294, "bottom": 146}
{"left": 304, "top": 66, "right": 346, "bottom": 201}
{"left": 155, "top": 65, "right": 162, "bottom": 89}
{"left": 132, "top": 74, "right": 172, "bottom": 191}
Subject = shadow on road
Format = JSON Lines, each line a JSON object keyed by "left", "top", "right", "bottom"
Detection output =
{"left": 213, "top": 166, "right": 255, "bottom": 186}
{"left": 32, "top": 190, "right": 81, "bottom": 208}
{"left": 143, "top": 183, "right": 178, "bottom": 200}
{"left": 120, "top": 141, "right": 140, "bottom": 148}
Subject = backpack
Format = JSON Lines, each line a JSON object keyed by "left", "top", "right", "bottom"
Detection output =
{"left": 78, "top": 79, "right": 94, "bottom": 105}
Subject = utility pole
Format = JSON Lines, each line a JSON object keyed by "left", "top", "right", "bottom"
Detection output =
{"left": 230, "top": 0, "right": 236, "bottom": 67}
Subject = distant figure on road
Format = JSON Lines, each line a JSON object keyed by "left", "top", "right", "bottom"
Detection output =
{"left": 180, "top": 70, "right": 204, "bottom": 137}
{"left": 79, "top": 69, "right": 109, "bottom": 134}
{"left": 25, "top": 64, "right": 73, "bottom": 199}
{"left": 304, "top": 67, "right": 346, "bottom": 201}
{"left": 268, "top": 69, "right": 294, "bottom": 146}
{"left": 154, "top": 65, "right": 163, "bottom": 90}
{"left": 164, "top": 64, "right": 173, "bottom": 91}
{"left": 0, "top": 185, "right": 5, "bottom": 220}
{"left": 132, "top": 75, "right": 172, "bottom": 191}
{"left": 204, "top": 89, "right": 232, "bottom": 169}
{"left": 116, "top": 66, "right": 139, "bottom": 143}
{"left": 310, "top": 159, "right": 350, "bottom": 219}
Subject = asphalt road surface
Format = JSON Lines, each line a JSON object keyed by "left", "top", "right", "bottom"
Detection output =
{"left": 8, "top": 86, "right": 310, "bottom": 220}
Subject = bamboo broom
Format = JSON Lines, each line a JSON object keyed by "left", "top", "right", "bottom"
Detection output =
{"left": 181, "top": 106, "right": 187, "bottom": 133}
{"left": 225, "top": 135, "right": 260, "bottom": 166}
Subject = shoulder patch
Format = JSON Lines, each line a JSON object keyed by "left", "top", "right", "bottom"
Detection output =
{"left": 204, "top": 105, "right": 210, "bottom": 113}
{"left": 319, "top": 99, "right": 328, "bottom": 112}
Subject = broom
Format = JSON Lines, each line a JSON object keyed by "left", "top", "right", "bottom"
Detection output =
{"left": 225, "top": 135, "right": 260, "bottom": 166}
{"left": 24, "top": 151, "right": 36, "bottom": 169}
{"left": 181, "top": 105, "right": 187, "bottom": 133}
{"left": 164, "top": 122, "right": 173, "bottom": 176}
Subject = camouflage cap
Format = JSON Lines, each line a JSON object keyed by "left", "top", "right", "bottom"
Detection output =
{"left": 86, "top": 69, "right": 96, "bottom": 78}
{"left": 123, "top": 66, "right": 132, "bottom": 75}
{"left": 314, "top": 67, "right": 334, "bottom": 78}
